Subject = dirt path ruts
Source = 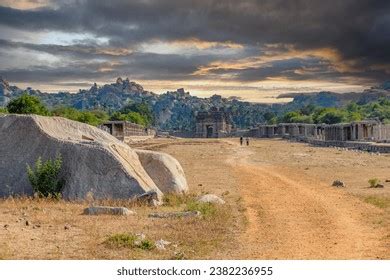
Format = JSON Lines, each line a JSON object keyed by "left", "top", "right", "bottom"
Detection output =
{"left": 225, "top": 140, "right": 387, "bottom": 259}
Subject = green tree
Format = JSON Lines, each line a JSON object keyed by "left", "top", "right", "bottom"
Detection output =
{"left": 120, "top": 102, "right": 153, "bottom": 125}
{"left": 347, "top": 111, "right": 363, "bottom": 122}
{"left": 280, "top": 111, "right": 302, "bottom": 123}
{"left": 89, "top": 109, "right": 109, "bottom": 124}
{"left": 126, "top": 112, "right": 147, "bottom": 126}
{"left": 313, "top": 108, "right": 347, "bottom": 124}
{"left": 7, "top": 93, "right": 49, "bottom": 115}
{"left": 300, "top": 104, "right": 317, "bottom": 115}
{"left": 77, "top": 111, "right": 101, "bottom": 126}
{"left": 263, "top": 112, "right": 276, "bottom": 124}
{"left": 51, "top": 107, "right": 82, "bottom": 121}
{"left": 280, "top": 111, "right": 312, "bottom": 123}
{"left": 0, "top": 107, "right": 7, "bottom": 113}
{"left": 51, "top": 107, "right": 109, "bottom": 126}
{"left": 109, "top": 111, "right": 148, "bottom": 126}
{"left": 109, "top": 111, "right": 128, "bottom": 121}
{"left": 346, "top": 102, "right": 360, "bottom": 113}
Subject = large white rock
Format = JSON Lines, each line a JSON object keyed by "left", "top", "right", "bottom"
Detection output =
{"left": 135, "top": 149, "right": 188, "bottom": 194}
{"left": 0, "top": 114, "right": 162, "bottom": 199}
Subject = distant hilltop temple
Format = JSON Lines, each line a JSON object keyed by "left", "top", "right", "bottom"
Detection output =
{"left": 195, "top": 107, "right": 232, "bottom": 138}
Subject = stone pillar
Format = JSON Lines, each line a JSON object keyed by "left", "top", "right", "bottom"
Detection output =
{"left": 280, "top": 125, "right": 286, "bottom": 136}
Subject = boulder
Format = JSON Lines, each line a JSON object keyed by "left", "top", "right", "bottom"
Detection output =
{"left": 83, "top": 206, "right": 134, "bottom": 216}
{"left": 134, "top": 190, "right": 162, "bottom": 206}
{"left": 135, "top": 149, "right": 188, "bottom": 194}
{"left": 197, "top": 194, "right": 225, "bottom": 204}
{"left": 155, "top": 239, "right": 171, "bottom": 250}
{"left": 148, "top": 211, "right": 200, "bottom": 218}
{"left": 332, "top": 180, "right": 346, "bottom": 188}
{"left": 0, "top": 114, "right": 162, "bottom": 199}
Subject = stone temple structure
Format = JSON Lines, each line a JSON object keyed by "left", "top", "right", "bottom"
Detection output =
{"left": 195, "top": 107, "right": 232, "bottom": 138}
{"left": 247, "top": 120, "right": 390, "bottom": 153}
{"left": 248, "top": 120, "right": 390, "bottom": 142}
{"left": 99, "top": 120, "right": 156, "bottom": 142}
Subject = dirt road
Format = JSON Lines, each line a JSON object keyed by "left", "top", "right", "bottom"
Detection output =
{"left": 225, "top": 140, "right": 388, "bottom": 259}
{"left": 1, "top": 138, "right": 388, "bottom": 259}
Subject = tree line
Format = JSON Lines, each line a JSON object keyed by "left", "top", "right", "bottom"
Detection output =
{"left": 0, "top": 93, "right": 154, "bottom": 127}
{"left": 263, "top": 98, "right": 390, "bottom": 125}
{"left": 3, "top": 92, "right": 390, "bottom": 128}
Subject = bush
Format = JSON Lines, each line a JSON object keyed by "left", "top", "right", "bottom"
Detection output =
{"left": 26, "top": 154, "right": 64, "bottom": 197}
{"left": 120, "top": 102, "right": 154, "bottom": 125}
{"left": 51, "top": 107, "right": 109, "bottom": 126}
{"left": 186, "top": 201, "right": 217, "bottom": 218}
{"left": 105, "top": 233, "right": 155, "bottom": 250}
{"left": 105, "top": 233, "right": 136, "bottom": 247}
{"left": 7, "top": 93, "right": 49, "bottom": 116}
{"left": 313, "top": 108, "right": 347, "bottom": 124}
{"left": 368, "top": 178, "right": 380, "bottom": 188}
{"left": 163, "top": 193, "right": 195, "bottom": 207}
{"left": 138, "top": 239, "right": 156, "bottom": 250}
{"left": 109, "top": 111, "right": 149, "bottom": 126}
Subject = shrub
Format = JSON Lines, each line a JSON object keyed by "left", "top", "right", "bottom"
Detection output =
{"left": 138, "top": 239, "right": 156, "bottom": 250}
{"left": 186, "top": 201, "right": 217, "bottom": 218}
{"left": 51, "top": 107, "right": 109, "bottom": 126}
{"left": 26, "top": 154, "right": 64, "bottom": 197}
{"left": 105, "top": 233, "right": 155, "bottom": 250}
{"left": 105, "top": 233, "right": 136, "bottom": 248}
{"left": 7, "top": 93, "right": 49, "bottom": 116}
{"left": 120, "top": 102, "right": 154, "bottom": 125}
{"left": 313, "top": 108, "right": 347, "bottom": 124}
{"left": 163, "top": 193, "right": 195, "bottom": 207}
{"left": 368, "top": 178, "right": 380, "bottom": 188}
{"left": 109, "top": 111, "right": 148, "bottom": 126}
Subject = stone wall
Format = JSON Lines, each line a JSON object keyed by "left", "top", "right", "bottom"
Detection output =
{"left": 307, "top": 139, "right": 390, "bottom": 153}
{"left": 100, "top": 121, "right": 156, "bottom": 141}
{"left": 249, "top": 120, "right": 390, "bottom": 153}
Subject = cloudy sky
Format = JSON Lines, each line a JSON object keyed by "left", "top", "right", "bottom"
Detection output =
{"left": 0, "top": 0, "right": 389, "bottom": 102}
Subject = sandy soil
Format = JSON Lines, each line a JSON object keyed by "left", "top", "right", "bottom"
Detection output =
{"left": 134, "top": 138, "right": 390, "bottom": 259}
{"left": 0, "top": 137, "right": 389, "bottom": 259}
{"left": 224, "top": 139, "right": 389, "bottom": 259}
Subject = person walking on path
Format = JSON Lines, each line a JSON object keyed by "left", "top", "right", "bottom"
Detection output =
{"left": 246, "top": 137, "right": 250, "bottom": 146}
{"left": 240, "top": 136, "right": 243, "bottom": 146}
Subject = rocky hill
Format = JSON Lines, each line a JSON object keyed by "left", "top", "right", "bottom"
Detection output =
{"left": 278, "top": 82, "right": 390, "bottom": 109}
{"left": 1, "top": 77, "right": 389, "bottom": 130}
{"left": 0, "top": 77, "right": 273, "bottom": 130}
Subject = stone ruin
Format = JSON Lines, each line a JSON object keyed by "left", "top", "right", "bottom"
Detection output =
{"left": 195, "top": 107, "right": 232, "bottom": 138}
{"left": 99, "top": 120, "right": 156, "bottom": 142}
{"left": 247, "top": 120, "right": 390, "bottom": 153}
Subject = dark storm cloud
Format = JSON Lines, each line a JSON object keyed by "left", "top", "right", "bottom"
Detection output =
{"left": 0, "top": 37, "right": 260, "bottom": 82}
{"left": 0, "top": 48, "right": 222, "bottom": 82}
{"left": 207, "top": 58, "right": 331, "bottom": 81}
{"left": 0, "top": 39, "right": 133, "bottom": 58}
{"left": 0, "top": 0, "right": 389, "bottom": 84}
{"left": 209, "top": 57, "right": 390, "bottom": 83}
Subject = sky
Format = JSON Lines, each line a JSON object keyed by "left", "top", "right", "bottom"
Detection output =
{"left": 0, "top": 0, "right": 389, "bottom": 103}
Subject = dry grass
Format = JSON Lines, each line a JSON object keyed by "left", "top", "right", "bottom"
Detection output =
{"left": 4, "top": 138, "right": 388, "bottom": 259}
{"left": 0, "top": 139, "right": 244, "bottom": 259}
{"left": 0, "top": 194, "right": 234, "bottom": 259}
{"left": 364, "top": 196, "right": 390, "bottom": 209}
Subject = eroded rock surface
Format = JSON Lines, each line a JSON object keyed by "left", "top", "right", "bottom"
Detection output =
{"left": 0, "top": 114, "right": 163, "bottom": 199}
